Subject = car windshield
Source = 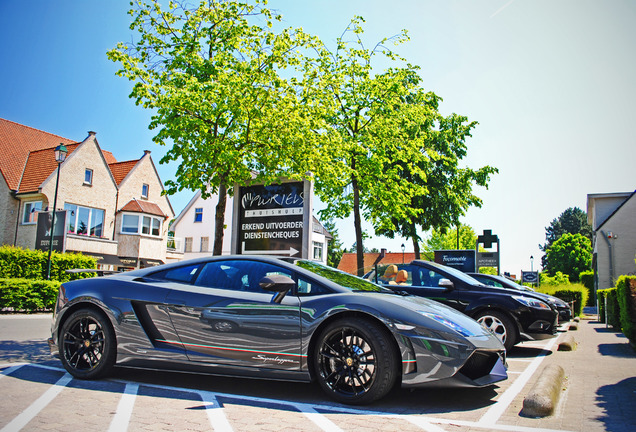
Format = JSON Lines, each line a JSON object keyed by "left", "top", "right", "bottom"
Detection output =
{"left": 294, "top": 260, "right": 390, "bottom": 292}
{"left": 422, "top": 260, "right": 485, "bottom": 285}
{"left": 492, "top": 275, "right": 535, "bottom": 291}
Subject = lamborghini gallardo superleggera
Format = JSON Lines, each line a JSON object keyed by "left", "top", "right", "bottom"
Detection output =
{"left": 49, "top": 256, "right": 506, "bottom": 404}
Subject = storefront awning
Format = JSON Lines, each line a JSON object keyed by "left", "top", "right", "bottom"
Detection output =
{"left": 140, "top": 258, "right": 164, "bottom": 267}
{"left": 68, "top": 251, "right": 123, "bottom": 266}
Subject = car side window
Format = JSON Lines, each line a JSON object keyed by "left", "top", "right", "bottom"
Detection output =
{"left": 150, "top": 264, "right": 201, "bottom": 284}
{"left": 194, "top": 260, "right": 291, "bottom": 294}
{"left": 297, "top": 278, "right": 331, "bottom": 296}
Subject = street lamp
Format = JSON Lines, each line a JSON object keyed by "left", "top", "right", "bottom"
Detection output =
{"left": 530, "top": 255, "right": 534, "bottom": 272}
{"left": 46, "top": 143, "right": 68, "bottom": 280}
{"left": 401, "top": 243, "right": 405, "bottom": 264}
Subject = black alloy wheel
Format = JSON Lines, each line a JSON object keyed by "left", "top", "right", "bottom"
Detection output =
{"left": 314, "top": 318, "right": 397, "bottom": 405}
{"left": 59, "top": 308, "right": 116, "bottom": 379}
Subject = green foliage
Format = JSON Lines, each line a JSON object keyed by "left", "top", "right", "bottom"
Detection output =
{"left": 597, "top": 287, "right": 621, "bottom": 328}
{"left": 544, "top": 233, "right": 592, "bottom": 282}
{"left": 420, "top": 225, "right": 478, "bottom": 260}
{"left": 579, "top": 270, "right": 595, "bottom": 306}
{"left": 616, "top": 275, "right": 636, "bottom": 345}
{"left": 540, "top": 207, "right": 592, "bottom": 268}
{"left": 108, "top": 0, "right": 320, "bottom": 254}
{"left": 322, "top": 220, "right": 344, "bottom": 268}
{"left": 0, "top": 246, "right": 96, "bottom": 282}
{"left": 0, "top": 278, "right": 60, "bottom": 311}
{"left": 478, "top": 267, "right": 498, "bottom": 275}
{"left": 539, "top": 271, "right": 571, "bottom": 285}
{"left": 538, "top": 283, "right": 589, "bottom": 317}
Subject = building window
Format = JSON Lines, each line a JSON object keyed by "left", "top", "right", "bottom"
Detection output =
{"left": 201, "top": 237, "right": 209, "bottom": 252}
{"left": 64, "top": 204, "right": 105, "bottom": 237}
{"left": 120, "top": 212, "right": 163, "bottom": 237}
{"left": 22, "top": 201, "right": 42, "bottom": 224}
{"left": 84, "top": 169, "right": 93, "bottom": 185}
{"left": 185, "top": 237, "right": 193, "bottom": 253}
{"left": 141, "top": 184, "right": 149, "bottom": 199}
{"left": 313, "top": 241, "right": 323, "bottom": 262}
{"left": 194, "top": 207, "right": 203, "bottom": 223}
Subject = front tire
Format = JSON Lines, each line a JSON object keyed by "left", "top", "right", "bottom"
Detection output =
{"left": 313, "top": 317, "right": 398, "bottom": 405}
{"left": 475, "top": 310, "right": 517, "bottom": 351}
{"left": 59, "top": 308, "right": 116, "bottom": 379}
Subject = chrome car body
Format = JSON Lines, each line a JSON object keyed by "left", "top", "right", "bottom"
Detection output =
{"left": 49, "top": 256, "right": 506, "bottom": 404}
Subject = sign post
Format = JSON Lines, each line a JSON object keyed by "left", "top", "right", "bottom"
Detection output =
{"left": 233, "top": 180, "right": 312, "bottom": 258}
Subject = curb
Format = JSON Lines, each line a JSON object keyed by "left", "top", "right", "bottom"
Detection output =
{"left": 521, "top": 364, "right": 565, "bottom": 417}
{"left": 558, "top": 334, "right": 577, "bottom": 351}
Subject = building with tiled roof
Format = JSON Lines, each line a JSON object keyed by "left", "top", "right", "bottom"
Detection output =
{"left": 0, "top": 118, "right": 176, "bottom": 270}
{"left": 337, "top": 251, "right": 419, "bottom": 275}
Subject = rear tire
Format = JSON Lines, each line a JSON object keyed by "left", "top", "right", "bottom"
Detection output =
{"left": 313, "top": 317, "right": 398, "bottom": 405}
{"left": 59, "top": 308, "right": 116, "bottom": 379}
{"left": 475, "top": 310, "right": 517, "bottom": 351}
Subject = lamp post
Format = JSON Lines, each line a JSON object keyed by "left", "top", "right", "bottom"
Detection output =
{"left": 401, "top": 243, "right": 405, "bottom": 264}
{"left": 530, "top": 255, "right": 534, "bottom": 272}
{"left": 46, "top": 144, "right": 68, "bottom": 280}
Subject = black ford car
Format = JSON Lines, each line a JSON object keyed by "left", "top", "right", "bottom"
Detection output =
{"left": 367, "top": 260, "right": 558, "bottom": 350}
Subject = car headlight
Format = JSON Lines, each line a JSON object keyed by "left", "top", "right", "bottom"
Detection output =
{"left": 417, "top": 311, "right": 478, "bottom": 337}
{"left": 513, "top": 295, "right": 550, "bottom": 310}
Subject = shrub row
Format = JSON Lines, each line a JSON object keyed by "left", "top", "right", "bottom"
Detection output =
{"left": 0, "top": 278, "right": 60, "bottom": 312}
{"left": 597, "top": 287, "right": 621, "bottom": 328}
{"left": 579, "top": 270, "right": 595, "bottom": 306}
{"left": 616, "top": 275, "right": 636, "bottom": 345}
{"left": 0, "top": 245, "right": 96, "bottom": 282}
{"left": 537, "top": 283, "right": 589, "bottom": 317}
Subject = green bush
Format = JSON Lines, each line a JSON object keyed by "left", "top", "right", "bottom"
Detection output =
{"left": 0, "top": 278, "right": 60, "bottom": 311}
{"left": 616, "top": 275, "right": 636, "bottom": 345}
{"left": 539, "top": 271, "right": 570, "bottom": 286}
{"left": 0, "top": 245, "right": 96, "bottom": 281}
{"left": 598, "top": 287, "right": 621, "bottom": 328}
{"left": 538, "top": 283, "right": 588, "bottom": 317}
{"left": 579, "top": 270, "right": 595, "bottom": 306}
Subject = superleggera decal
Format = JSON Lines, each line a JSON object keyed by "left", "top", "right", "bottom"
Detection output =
{"left": 156, "top": 339, "right": 306, "bottom": 358}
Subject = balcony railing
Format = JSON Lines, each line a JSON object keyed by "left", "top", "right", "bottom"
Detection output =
{"left": 167, "top": 235, "right": 184, "bottom": 253}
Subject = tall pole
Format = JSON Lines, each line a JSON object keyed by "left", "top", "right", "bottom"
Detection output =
{"left": 46, "top": 161, "right": 62, "bottom": 280}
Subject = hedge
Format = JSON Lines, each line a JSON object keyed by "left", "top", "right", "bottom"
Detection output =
{"left": 0, "top": 245, "right": 96, "bottom": 282}
{"left": 537, "top": 283, "right": 589, "bottom": 317}
{"left": 579, "top": 270, "right": 595, "bottom": 306}
{"left": 616, "top": 275, "right": 636, "bottom": 346}
{"left": 0, "top": 278, "right": 60, "bottom": 312}
{"left": 598, "top": 287, "right": 621, "bottom": 328}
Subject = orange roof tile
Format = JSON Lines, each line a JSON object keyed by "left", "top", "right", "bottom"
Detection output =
{"left": 120, "top": 199, "right": 167, "bottom": 218}
{"left": 337, "top": 252, "right": 418, "bottom": 275}
{"left": 108, "top": 160, "right": 138, "bottom": 185}
{"left": 18, "top": 144, "right": 80, "bottom": 194}
{"left": 0, "top": 118, "right": 75, "bottom": 190}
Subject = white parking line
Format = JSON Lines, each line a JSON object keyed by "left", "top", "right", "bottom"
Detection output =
{"left": 477, "top": 337, "right": 558, "bottom": 427}
{"left": 108, "top": 383, "right": 138, "bottom": 432}
{"left": 0, "top": 363, "right": 26, "bottom": 379}
{"left": 294, "top": 403, "right": 344, "bottom": 432}
{"left": 0, "top": 372, "right": 72, "bottom": 432}
{"left": 199, "top": 391, "right": 233, "bottom": 432}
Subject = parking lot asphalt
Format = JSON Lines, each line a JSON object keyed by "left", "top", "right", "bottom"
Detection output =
{"left": 1, "top": 313, "right": 635, "bottom": 431}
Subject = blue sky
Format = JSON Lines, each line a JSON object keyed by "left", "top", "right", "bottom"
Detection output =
{"left": 1, "top": 0, "right": 634, "bottom": 274}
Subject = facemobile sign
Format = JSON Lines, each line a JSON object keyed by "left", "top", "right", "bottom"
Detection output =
{"left": 434, "top": 250, "right": 476, "bottom": 273}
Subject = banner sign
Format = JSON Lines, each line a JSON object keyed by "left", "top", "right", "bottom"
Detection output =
{"left": 234, "top": 181, "right": 310, "bottom": 258}
{"left": 434, "top": 250, "right": 476, "bottom": 273}
{"left": 35, "top": 210, "right": 67, "bottom": 253}
{"left": 521, "top": 271, "right": 539, "bottom": 283}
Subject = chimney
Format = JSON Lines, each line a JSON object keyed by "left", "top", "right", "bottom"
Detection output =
{"left": 88, "top": 131, "right": 97, "bottom": 137}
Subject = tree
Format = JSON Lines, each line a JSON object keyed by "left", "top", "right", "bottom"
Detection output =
{"left": 373, "top": 86, "right": 497, "bottom": 258}
{"left": 540, "top": 207, "right": 592, "bottom": 268}
{"left": 420, "top": 225, "right": 478, "bottom": 261}
{"left": 108, "top": 0, "right": 318, "bottom": 255}
{"left": 322, "top": 220, "right": 344, "bottom": 268}
{"left": 544, "top": 233, "right": 592, "bottom": 282}
{"left": 311, "top": 17, "right": 432, "bottom": 275}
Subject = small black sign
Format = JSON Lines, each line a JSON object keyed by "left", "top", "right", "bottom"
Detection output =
{"left": 236, "top": 182, "right": 305, "bottom": 257}
{"left": 35, "top": 211, "right": 67, "bottom": 252}
{"left": 522, "top": 271, "right": 539, "bottom": 283}
{"left": 434, "top": 250, "right": 476, "bottom": 273}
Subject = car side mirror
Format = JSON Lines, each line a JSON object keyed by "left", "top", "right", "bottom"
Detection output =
{"left": 439, "top": 278, "right": 454, "bottom": 290}
{"left": 259, "top": 275, "right": 295, "bottom": 303}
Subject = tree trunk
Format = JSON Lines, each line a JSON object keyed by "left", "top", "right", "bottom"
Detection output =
{"left": 412, "top": 235, "right": 421, "bottom": 260}
{"left": 212, "top": 181, "right": 227, "bottom": 255}
{"left": 352, "top": 173, "right": 364, "bottom": 276}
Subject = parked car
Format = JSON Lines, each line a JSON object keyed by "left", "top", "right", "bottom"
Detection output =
{"left": 467, "top": 273, "right": 572, "bottom": 323}
{"left": 366, "top": 260, "right": 559, "bottom": 351}
{"left": 49, "top": 256, "right": 506, "bottom": 405}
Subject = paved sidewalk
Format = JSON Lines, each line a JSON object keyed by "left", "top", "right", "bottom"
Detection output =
{"left": 500, "top": 316, "right": 636, "bottom": 431}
